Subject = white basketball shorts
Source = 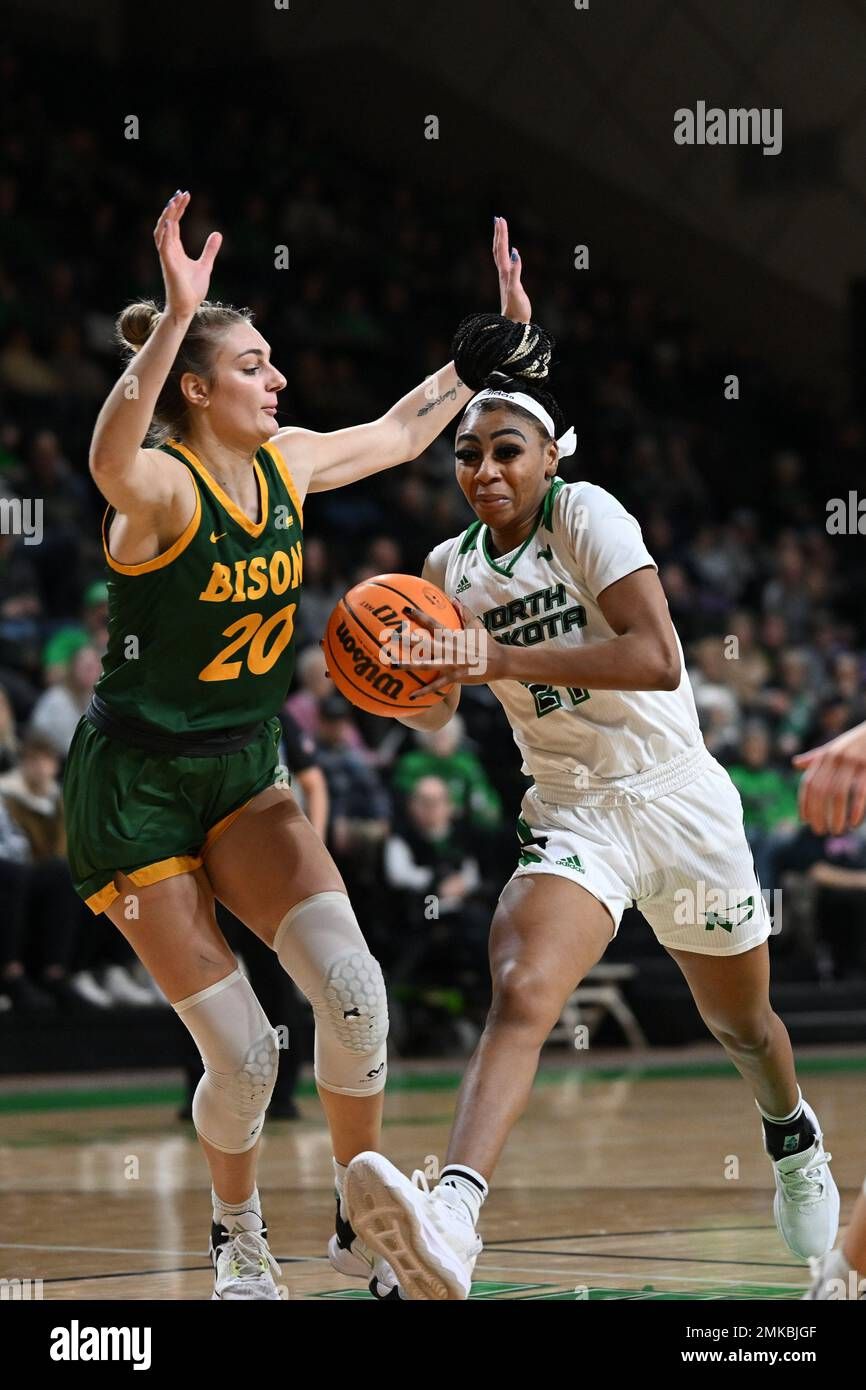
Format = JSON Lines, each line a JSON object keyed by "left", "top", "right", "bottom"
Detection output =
{"left": 510, "top": 743, "right": 772, "bottom": 956}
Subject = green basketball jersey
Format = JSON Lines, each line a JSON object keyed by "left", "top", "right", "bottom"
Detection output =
{"left": 94, "top": 438, "right": 304, "bottom": 734}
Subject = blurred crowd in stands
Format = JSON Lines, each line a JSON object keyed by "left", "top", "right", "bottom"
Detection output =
{"left": 2, "top": 46, "right": 866, "bottom": 1057}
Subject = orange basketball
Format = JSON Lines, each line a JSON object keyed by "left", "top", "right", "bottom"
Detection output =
{"left": 323, "top": 573, "right": 463, "bottom": 716}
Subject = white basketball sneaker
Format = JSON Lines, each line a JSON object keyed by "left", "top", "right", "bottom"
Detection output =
{"left": 210, "top": 1210, "right": 283, "bottom": 1300}
{"left": 765, "top": 1100, "right": 839, "bottom": 1259}
{"left": 346, "top": 1151, "right": 482, "bottom": 1301}
{"left": 327, "top": 1192, "right": 406, "bottom": 1300}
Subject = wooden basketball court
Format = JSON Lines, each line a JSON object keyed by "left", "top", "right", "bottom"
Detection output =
{"left": 2, "top": 1047, "right": 863, "bottom": 1300}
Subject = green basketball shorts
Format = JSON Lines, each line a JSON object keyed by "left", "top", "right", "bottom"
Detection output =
{"left": 62, "top": 714, "right": 282, "bottom": 915}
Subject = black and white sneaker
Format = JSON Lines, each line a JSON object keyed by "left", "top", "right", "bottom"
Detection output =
{"left": 327, "top": 1194, "right": 406, "bottom": 1300}
{"left": 209, "top": 1211, "right": 282, "bottom": 1300}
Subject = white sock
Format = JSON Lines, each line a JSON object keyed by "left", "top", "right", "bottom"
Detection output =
{"left": 437, "top": 1164, "right": 488, "bottom": 1226}
{"left": 756, "top": 1085, "right": 803, "bottom": 1125}
{"left": 212, "top": 1185, "right": 263, "bottom": 1232}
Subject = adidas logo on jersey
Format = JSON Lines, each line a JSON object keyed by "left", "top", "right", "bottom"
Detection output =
{"left": 537, "top": 544, "right": 553, "bottom": 561}
{"left": 455, "top": 575, "right": 471, "bottom": 594}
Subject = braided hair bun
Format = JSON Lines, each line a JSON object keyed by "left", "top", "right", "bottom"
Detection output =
{"left": 452, "top": 313, "right": 554, "bottom": 391}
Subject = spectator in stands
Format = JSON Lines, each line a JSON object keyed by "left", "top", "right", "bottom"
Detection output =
{"left": 278, "top": 706, "right": 329, "bottom": 841}
{"left": 806, "top": 830, "right": 866, "bottom": 979}
{"left": 41, "top": 581, "right": 110, "bottom": 685}
{"left": 0, "top": 787, "right": 46, "bottom": 1012}
{"left": 316, "top": 693, "right": 390, "bottom": 859}
{"left": 294, "top": 536, "right": 343, "bottom": 647}
{"left": 724, "top": 609, "right": 772, "bottom": 706}
{"left": 0, "top": 731, "right": 149, "bottom": 1010}
{"left": 383, "top": 775, "right": 490, "bottom": 1030}
{"left": 727, "top": 720, "right": 799, "bottom": 892}
{"left": 758, "top": 648, "right": 817, "bottom": 757}
{"left": 0, "top": 683, "right": 18, "bottom": 773}
{"left": 689, "top": 636, "right": 741, "bottom": 761}
{"left": 28, "top": 642, "right": 102, "bottom": 757}
{"left": 391, "top": 713, "right": 502, "bottom": 831}
{"left": 831, "top": 651, "right": 866, "bottom": 726}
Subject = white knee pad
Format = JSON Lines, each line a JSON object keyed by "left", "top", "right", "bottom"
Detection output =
{"left": 174, "top": 968, "right": 279, "bottom": 1154}
{"left": 273, "top": 890, "right": 388, "bottom": 1098}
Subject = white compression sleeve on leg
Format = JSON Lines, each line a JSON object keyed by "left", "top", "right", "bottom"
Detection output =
{"left": 174, "top": 968, "right": 279, "bottom": 1154}
{"left": 273, "top": 891, "right": 388, "bottom": 1098}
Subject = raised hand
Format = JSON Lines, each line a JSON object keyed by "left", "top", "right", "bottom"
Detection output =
{"left": 493, "top": 215, "right": 531, "bottom": 324}
{"left": 153, "top": 191, "right": 222, "bottom": 319}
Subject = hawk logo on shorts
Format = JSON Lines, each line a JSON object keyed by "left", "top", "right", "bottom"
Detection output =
{"left": 516, "top": 815, "right": 549, "bottom": 866}
{"left": 705, "top": 895, "right": 754, "bottom": 932}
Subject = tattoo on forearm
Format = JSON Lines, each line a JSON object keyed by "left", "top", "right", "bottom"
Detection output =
{"left": 416, "top": 378, "right": 464, "bottom": 417}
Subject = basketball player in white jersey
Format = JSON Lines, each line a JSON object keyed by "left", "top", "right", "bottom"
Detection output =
{"left": 345, "top": 277, "right": 840, "bottom": 1298}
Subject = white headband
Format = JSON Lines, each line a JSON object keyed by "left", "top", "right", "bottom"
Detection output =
{"left": 468, "top": 388, "right": 577, "bottom": 458}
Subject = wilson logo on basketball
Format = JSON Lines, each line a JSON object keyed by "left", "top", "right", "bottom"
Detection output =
{"left": 333, "top": 619, "right": 405, "bottom": 700}
{"left": 360, "top": 602, "right": 403, "bottom": 629}
{"left": 324, "top": 572, "right": 461, "bottom": 715}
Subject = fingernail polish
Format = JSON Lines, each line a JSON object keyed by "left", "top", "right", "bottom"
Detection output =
{"left": 511, "top": 248, "right": 519, "bottom": 261}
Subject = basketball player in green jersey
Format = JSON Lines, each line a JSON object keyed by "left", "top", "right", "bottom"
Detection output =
{"left": 64, "top": 191, "right": 526, "bottom": 1299}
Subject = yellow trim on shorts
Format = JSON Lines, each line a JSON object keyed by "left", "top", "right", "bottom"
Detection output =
{"left": 101, "top": 477, "right": 202, "bottom": 575}
{"left": 260, "top": 440, "right": 304, "bottom": 525}
{"left": 85, "top": 880, "right": 123, "bottom": 916}
{"left": 84, "top": 854, "right": 203, "bottom": 915}
{"left": 200, "top": 792, "right": 261, "bottom": 859}
{"left": 167, "top": 438, "right": 270, "bottom": 539}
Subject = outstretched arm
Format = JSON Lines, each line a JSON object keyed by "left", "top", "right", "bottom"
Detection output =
{"left": 271, "top": 214, "right": 531, "bottom": 497}
{"left": 271, "top": 364, "right": 472, "bottom": 496}
{"left": 89, "top": 191, "right": 222, "bottom": 515}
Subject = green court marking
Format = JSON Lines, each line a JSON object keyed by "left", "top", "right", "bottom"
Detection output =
{"left": 524, "top": 1283, "right": 796, "bottom": 1301}
{"left": 315, "top": 1280, "right": 796, "bottom": 1300}
{"left": 1, "top": 1052, "right": 865, "bottom": 1115}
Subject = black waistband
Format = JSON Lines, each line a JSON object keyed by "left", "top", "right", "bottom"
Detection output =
{"left": 85, "top": 692, "right": 265, "bottom": 758}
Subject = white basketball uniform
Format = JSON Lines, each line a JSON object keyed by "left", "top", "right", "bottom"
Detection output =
{"left": 423, "top": 477, "right": 772, "bottom": 956}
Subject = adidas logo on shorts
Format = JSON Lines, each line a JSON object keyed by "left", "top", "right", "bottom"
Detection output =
{"left": 555, "top": 855, "right": 585, "bottom": 872}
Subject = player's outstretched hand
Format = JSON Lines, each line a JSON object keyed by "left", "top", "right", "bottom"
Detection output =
{"left": 494, "top": 215, "right": 531, "bottom": 324}
{"left": 793, "top": 720, "right": 866, "bottom": 835}
{"left": 154, "top": 191, "right": 222, "bottom": 319}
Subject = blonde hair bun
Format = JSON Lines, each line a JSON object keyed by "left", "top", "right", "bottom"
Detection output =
{"left": 116, "top": 300, "right": 162, "bottom": 352}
